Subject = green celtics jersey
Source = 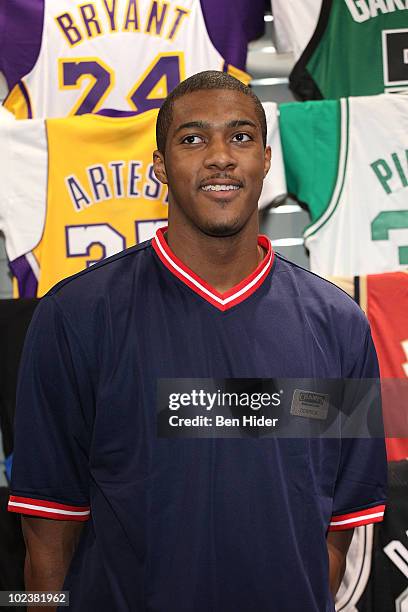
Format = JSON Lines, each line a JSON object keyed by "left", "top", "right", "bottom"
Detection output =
{"left": 279, "top": 94, "right": 408, "bottom": 276}
{"left": 290, "top": 0, "right": 408, "bottom": 99}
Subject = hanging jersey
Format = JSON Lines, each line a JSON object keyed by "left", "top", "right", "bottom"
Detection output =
{"left": 0, "top": 0, "right": 44, "bottom": 95}
{"left": 364, "top": 272, "right": 408, "bottom": 382}
{"left": 337, "top": 461, "right": 408, "bottom": 612}
{"left": 1, "top": 0, "right": 253, "bottom": 119}
{"left": 336, "top": 525, "right": 375, "bottom": 612}
{"left": 333, "top": 274, "right": 408, "bottom": 612}
{"left": 0, "top": 103, "right": 286, "bottom": 297}
{"left": 357, "top": 461, "right": 408, "bottom": 612}
{"left": 290, "top": 0, "right": 408, "bottom": 100}
{"left": 329, "top": 272, "right": 408, "bottom": 462}
{"left": 270, "top": 0, "right": 322, "bottom": 61}
{"left": 0, "top": 109, "right": 168, "bottom": 296}
{"left": 280, "top": 94, "right": 408, "bottom": 276}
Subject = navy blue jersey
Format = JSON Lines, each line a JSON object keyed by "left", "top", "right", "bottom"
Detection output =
{"left": 9, "top": 228, "right": 387, "bottom": 612}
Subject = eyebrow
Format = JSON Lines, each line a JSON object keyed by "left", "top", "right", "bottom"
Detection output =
{"left": 174, "top": 119, "right": 258, "bottom": 134}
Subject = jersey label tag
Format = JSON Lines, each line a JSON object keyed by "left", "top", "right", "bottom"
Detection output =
{"left": 290, "top": 390, "right": 329, "bottom": 420}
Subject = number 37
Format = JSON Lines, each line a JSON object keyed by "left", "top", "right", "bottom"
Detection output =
{"left": 66, "top": 220, "right": 167, "bottom": 267}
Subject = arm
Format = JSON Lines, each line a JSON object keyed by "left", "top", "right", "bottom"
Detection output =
{"left": 22, "top": 516, "right": 84, "bottom": 612}
{"left": 327, "top": 529, "right": 354, "bottom": 597}
{"left": 327, "top": 323, "right": 387, "bottom": 596}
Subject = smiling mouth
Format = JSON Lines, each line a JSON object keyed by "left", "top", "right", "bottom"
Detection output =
{"left": 201, "top": 184, "right": 241, "bottom": 192}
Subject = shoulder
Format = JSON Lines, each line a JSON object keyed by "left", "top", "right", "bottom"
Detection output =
{"left": 272, "top": 254, "right": 375, "bottom": 376}
{"left": 30, "top": 241, "right": 155, "bottom": 363}
{"left": 273, "top": 253, "right": 369, "bottom": 330}
{"left": 47, "top": 240, "right": 153, "bottom": 311}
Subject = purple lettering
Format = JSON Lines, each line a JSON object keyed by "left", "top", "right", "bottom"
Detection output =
{"left": 61, "top": 60, "right": 112, "bottom": 114}
{"left": 144, "top": 164, "right": 161, "bottom": 199}
{"left": 109, "top": 161, "right": 125, "bottom": 197}
{"left": 146, "top": 1, "right": 169, "bottom": 36}
{"left": 102, "top": 0, "right": 118, "bottom": 31}
{"left": 80, "top": 4, "right": 102, "bottom": 37}
{"left": 130, "top": 55, "right": 181, "bottom": 113}
{"left": 129, "top": 162, "right": 142, "bottom": 197}
{"left": 66, "top": 176, "right": 91, "bottom": 211}
{"left": 56, "top": 13, "right": 83, "bottom": 46}
{"left": 124, "top": 0, "right": 140, "bottom": 31}
{"left": 88, "top": 166, "right": 111, "bottom": 201}
{"left": 167, "top": 8, "right": 189, "bottom": 40}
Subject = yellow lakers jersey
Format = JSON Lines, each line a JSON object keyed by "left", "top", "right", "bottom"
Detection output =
{"left": 0, "top": 110, "right": 167, "bottom": 296}
{"left": 0, "top": 103, "right": 286, "bottom": 297}
{"left": 5, "top": 0, "right": 250, "bottom": 119}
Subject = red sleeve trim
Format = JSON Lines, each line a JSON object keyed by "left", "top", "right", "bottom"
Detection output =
{"left": 8, "top": 495, "right": 90, "bottom": 522}
{"left": 328, "top": 504, "right": 385, "bottom": 531}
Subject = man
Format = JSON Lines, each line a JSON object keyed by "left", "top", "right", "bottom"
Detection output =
{"left": 9, "top": 71, "right": 387, "bottom": 611}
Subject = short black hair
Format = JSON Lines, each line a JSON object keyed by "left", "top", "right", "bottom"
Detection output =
{"left": 156, "top": 70, "right": 267, "bottom": 153}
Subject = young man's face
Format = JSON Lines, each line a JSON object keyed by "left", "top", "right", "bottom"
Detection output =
{"left": 154, "top": 89, "right": 271, "bottom": 237}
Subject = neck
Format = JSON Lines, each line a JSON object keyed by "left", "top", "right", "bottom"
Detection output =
{"left": 166, "top": 215, "right": 261, "bottom": 294}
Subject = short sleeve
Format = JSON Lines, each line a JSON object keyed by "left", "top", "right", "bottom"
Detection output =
{"left": 329, "top": 325, "right": 387, "bottom": 531}
{"left": 0, "top": 118, "right": 47, "bottom": 262}
{"left": 279, "top": 99, "right": 340, "bottom": 222}
{"left": 271, "top": 0, "right": 321, "bottom": 61}
{"left": 0, "top": 116, "right": 11, "bottom": 239}
{"left": 0, "top": 1, "right": 6, "bottom": 72}
{"left": 258, "top": 102, "right": 287, "bottom": 209}
{"left": 201, "top": 0, "right": 265, "bottom": 72}
{"left": 8, "top": 296, "right": 94, "bottom": 521}
{"left": 0, "top": 0, "right": 43, "bottom": 90}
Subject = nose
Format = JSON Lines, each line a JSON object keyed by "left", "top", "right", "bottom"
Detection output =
{"left": 203, "top": 136, "right": 237, "bottom": 171}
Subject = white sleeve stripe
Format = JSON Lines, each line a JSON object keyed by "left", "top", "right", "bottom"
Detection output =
{"left": 330, "top": 511, "right": 384, "bottom": 527}
{"left": 8, "top": 501, "right": 90, "bottom": 516}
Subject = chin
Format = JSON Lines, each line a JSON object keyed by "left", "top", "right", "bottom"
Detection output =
{"left": 199, "top": 218, "right": 243, "bottom": 238}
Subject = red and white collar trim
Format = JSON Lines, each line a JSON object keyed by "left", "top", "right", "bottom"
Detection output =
{"left": 152, "top": 226, "right": 274, "bottom": 311}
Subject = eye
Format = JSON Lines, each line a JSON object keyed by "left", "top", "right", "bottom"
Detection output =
{"left": 181, "top": 135, "right": 204, "bottom": 144}
{"left": 232, "top": 133, "right": 252, "bottom": 143}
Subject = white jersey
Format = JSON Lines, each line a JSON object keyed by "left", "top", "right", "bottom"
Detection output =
{"left": 270, "top": 0, "right": 322, "bottom": 61}
{"left": 5, "top": 0, "right": 249, "bottom": 119}
{"left": 306, "top": 95, "right": 408, "bottom": 276}
{"left": 280, "top": 94, "right": 408, "bottom": 276}
{"left": 0, "top": 106, "right": 14, "bottom": 121}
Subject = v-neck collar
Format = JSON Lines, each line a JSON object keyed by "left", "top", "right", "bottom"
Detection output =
{"left": 152, "top": 226, "right": 274, "bottom": 312}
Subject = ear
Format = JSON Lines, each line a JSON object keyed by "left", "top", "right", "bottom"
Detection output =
{"left": 263, "top": 145, "right": 272, "bottom": 178}
{"left": 153, "top": 150, "right": 168, "bottom": 185}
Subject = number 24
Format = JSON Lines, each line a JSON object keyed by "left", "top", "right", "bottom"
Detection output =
{"left": 59, "top": 52, "right": 184, "bottom": 115}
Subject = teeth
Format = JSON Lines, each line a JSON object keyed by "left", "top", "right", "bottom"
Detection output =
{"left": 202, "top": 184, "right": 240, "bottom": 191}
